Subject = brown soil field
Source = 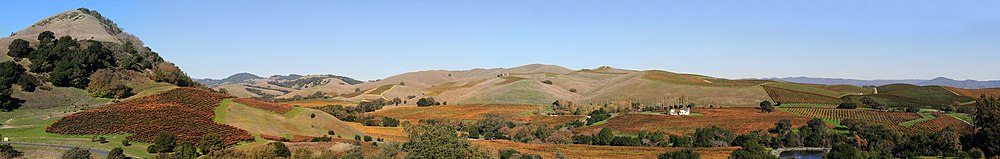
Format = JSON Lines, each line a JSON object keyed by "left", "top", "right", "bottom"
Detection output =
{"left": 519, "top": 115, "right": 586, "bottom": 126}
{"left": 368, "top": 104, "right": 543, "bottom": 123}
{"left": 472, "top": 140, "right": 737, "bottom": 159}
{"left": 573, "top": 108, "right": 812, "bottom": 135}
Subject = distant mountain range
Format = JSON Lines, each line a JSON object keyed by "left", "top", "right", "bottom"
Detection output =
{"left": 195, "top": 73, "right": 263, "bottom": 86}
{"left": 760, "top": 77, "right": 1000, "bottom": 89}
{"left": 195, "top": 73, "right": 363, "bottom": 87}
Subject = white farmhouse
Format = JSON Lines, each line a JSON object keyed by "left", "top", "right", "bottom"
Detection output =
{"left": 669, "top": 107, "right": 691, "bottom": 116}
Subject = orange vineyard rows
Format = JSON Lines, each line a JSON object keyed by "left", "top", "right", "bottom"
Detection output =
{"left": 782, "top": 108, "right": 973, "bottom": 134}
{"left": 911, "top": 112, "right": 973, "bottom": 133}
{"left": 46, "top": 88, "right": 254, "bottom": 145}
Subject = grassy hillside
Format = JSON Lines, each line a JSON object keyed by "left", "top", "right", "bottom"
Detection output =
{"left": 588, "top": 76, "right": 772, "bottom": 107}
{"left": 369, "top": 104, "right": 542, "bottom": 123}
{"left": 463, "top": 80, "right": 558, "bottom": 105}
{"left": 281, "top": 98, "right": 357, "bottom": 107}
{"left": 214, "top": 100, "right": 365, "bottom": 140}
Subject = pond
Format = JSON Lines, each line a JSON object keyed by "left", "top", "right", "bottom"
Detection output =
{"left": 778, "top": 150, "right": 827, "bottom": 159}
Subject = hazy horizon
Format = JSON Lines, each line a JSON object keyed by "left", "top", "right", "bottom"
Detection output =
{"left": 4, "top": 1, "right": 999, "bottom": 80}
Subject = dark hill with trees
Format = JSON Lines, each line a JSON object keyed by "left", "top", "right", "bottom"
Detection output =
{"left": 0, "top": 8, "right": 201, "bottom": 111}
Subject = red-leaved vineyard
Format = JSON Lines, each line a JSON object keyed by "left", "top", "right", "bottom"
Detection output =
{"left": 46, "top": 88, "right": 254, "bottom": 145}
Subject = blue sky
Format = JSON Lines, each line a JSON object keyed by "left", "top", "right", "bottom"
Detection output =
{"left": 3, "top": 1, "right": 999, "bottom": 80}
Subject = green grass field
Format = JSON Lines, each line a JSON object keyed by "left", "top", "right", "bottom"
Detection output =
{"left": 0, "top": 106, "right": 153, "bottom": 158}
{"left": 215, "top": 101, "right": 365, "bottom": 140}
{"left": 899, "top": 112, "right": 937, "bottom": 127}
{"left": 214, "top": 98, "right": 234, "bottom": 123}
{"left": 947, "top": 113, "right": 973, "bottom": 123}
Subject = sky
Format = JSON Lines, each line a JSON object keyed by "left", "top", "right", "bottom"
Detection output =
{"left": 2, "top": 1, "right": 999, "bottom": 80}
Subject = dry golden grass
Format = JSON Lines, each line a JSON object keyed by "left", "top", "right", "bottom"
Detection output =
{"left": 573, "top": 69, "right": 630, "bottom": 75}
{"left": 494, "top": 76, "right": 528, "bottom": 86}
{"left": 367, "top": 84, "right": 397, "bottom": 95}
{"left": 282, "top": 98, "right": 357, "bottom": 107}
{"left": 574, "top": 108, "right": 811, "bottom": 135}
{"left": 220, "top": 102, "right": 366, "bottom": 140}
{"left": 369, "top": 104, "right": 543, "bottom": 123}
{"left": 641, "top": 70, "right": 712, "bottom": 85}
{"left": 341, "top": 88, "right": 373, "bottom": 98}
{"left": 472, "top": 140, "right": 736, "bottom": 159}
{"left": 424, "top": 79, "right": 486, "bottom": 96}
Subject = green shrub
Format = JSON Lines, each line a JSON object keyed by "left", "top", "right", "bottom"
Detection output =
{"left": 270, "top": 142, "right": 291, "bottom": 158}
{"left": 417, "top": 97, "right": 437, "bottom": 106}
{"left": 107, "top": 147, "right": 126, "bottom": 159}
{"left": 0, "top": 144, "right": 22, "bottom": 159}
{"left": 541, "top": 80, "right": 553, "bottom": 85}
{"left": 61, "top": 147, "right": 91, "bottom": 159}
{"left": 6, "top": 39, "right": 32, "bottom": 59}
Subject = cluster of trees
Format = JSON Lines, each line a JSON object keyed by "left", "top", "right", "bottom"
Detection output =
{"left": 572, "top": 128, "right": 668, "bottom": 147}
{"left": 315, "top": 98, "right": 393, "bottom": 122}
{"left": 244, "top": 87, "right": 277, "bottom": 98}
{"left": 0, "top": 61, "right": 33, "bottom": 111}
{"left": 6, "top": 31, "right": 197, "bottom": 100}
{"left": 11, "top": 32, "right": 117, "bottom": 89}
{"left": 315, "top": 105, "right": 357, "bottom": 121}
{"left": 548, "top": 100, "right": 578, "bottom": 115}
{"left": 416, "top": 97, "right": 443, "bottom": 106}
{"left": 86, "top": 69, "right": 134, "bottom": 98}
{"left": 61, "top": 147, "right": 92, "bottom": 159}
{"left": 403, "top": 120, "right": 490, "bottom": 158}
{"left": 0, "top": 144, "right": 22, "bottom": 159}
{"left": 358, "top": 116, "right": 401, "bottom": 127}
{"left": 973, "top": 96, "right": 1000, "bottom": 158}
{"left": 759, "top": 101, "right": 776, "bottom": 112}
{"left": 353, "top": 135, "right": 383, "bottom": 143}
{"left": 356, "top": 98, "right": 390, "bottom": 112}
{"left": 837, "top": 102, "right": 859, "bottom": 109}
{"left": 267, "top": 77, "right": 328, "bottom": 89}
{"left": 858, "top": 96, "right": 887, "bottom": 110}
{"left": 586, "top": 108, "right": 612, "bottom": 125}
{"left": 145, "top": 132, "right": 227, "bottom": 159}
{"left": 460, "top": 114, "right": 574, "bottom": 144}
